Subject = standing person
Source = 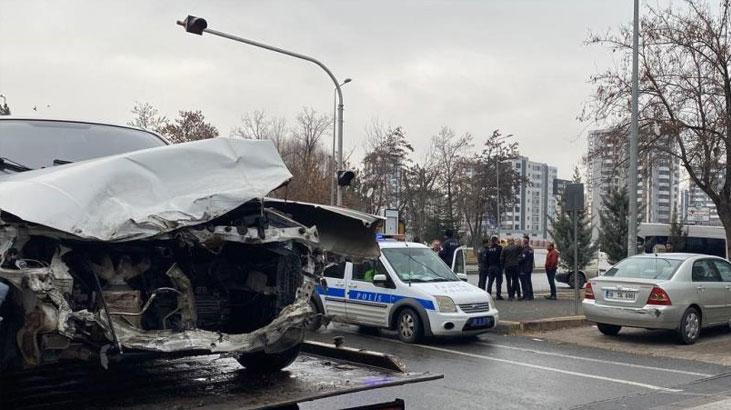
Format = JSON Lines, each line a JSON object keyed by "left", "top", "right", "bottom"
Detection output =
{"left": 484, "top": 235, "right": 504, "bottom": 299}
{"left": 477, "top": 238, "right": 490, "bottom": 291}
{"left": 518, "top": 237, "right": 535, "bottom": 301}
{"left": 544, "top": 242, "right": 560, "bottom": 300}
{"left": 501, "top": 238, "right": 522, "bottom": 300}
{"left": 438, "top": 230, "right": 460, "bottom": 267}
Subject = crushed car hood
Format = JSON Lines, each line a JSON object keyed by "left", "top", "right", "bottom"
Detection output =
{"left": 0, "top": 138, "right": 292, "bottom": 242}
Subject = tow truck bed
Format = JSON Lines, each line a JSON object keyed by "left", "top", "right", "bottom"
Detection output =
{"left": 0, "top": 341, "right": 442, "bottom": 409}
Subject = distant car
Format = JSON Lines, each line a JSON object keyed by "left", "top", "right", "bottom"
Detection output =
{"left": 583, "top": 253, "right": 731, "bottom": 344}
{"left": 309, "top": 240, "right": 499, "bottom": 342}
{"left": 556, "top": 251, "right": 612, "bottom": 289}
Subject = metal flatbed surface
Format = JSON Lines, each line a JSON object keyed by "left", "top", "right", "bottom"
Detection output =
{"left": 0, "top": 350, "right": 442, "bottom": 409}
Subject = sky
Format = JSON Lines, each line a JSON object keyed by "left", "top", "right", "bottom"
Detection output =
{"left": 0, "top": 0, "right": 636, "bottom": 178}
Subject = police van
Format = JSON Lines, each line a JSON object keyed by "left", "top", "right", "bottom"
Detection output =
{"left": 308, "top": 240, "right": 499, "bottom": 342}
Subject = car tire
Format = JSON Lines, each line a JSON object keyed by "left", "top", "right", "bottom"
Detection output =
{"left": 567, "top": 272, "right": 586, "bottom": 289}
{"left": 597, "top": 323, "right": 621, "bottom": 336}
{"left": 677, "top": 307, "right": 701, "bottom": 345}
{"left": 236, "top": 344, "right": 301, "bottom": 373}
{"left": 396, "top": 308, "right": 423, "bottom": 343}
{"left": 303, "top": 299, "right": 322, "bottom": 332}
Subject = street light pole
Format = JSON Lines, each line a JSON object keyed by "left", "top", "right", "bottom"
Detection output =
{"left": 627, "top": 0, "right": 640, "bottom": 256}
{"left": 331, "top": 79, "right": 351, "bottom": 205}
{"left": 177, "top": 16, "right": 347, "bottom": 205}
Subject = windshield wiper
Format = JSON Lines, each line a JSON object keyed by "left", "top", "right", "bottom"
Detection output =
{"left": 0, "top": 157, "right": 33, "bottom": 172}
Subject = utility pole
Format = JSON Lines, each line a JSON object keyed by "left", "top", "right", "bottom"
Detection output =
{"left": 627, "top": 0, "right": 640, "bottom": 256}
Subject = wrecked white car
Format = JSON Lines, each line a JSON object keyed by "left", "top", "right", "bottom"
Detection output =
{"left": 0, "top": 118, "right": 380, "bottom": 373}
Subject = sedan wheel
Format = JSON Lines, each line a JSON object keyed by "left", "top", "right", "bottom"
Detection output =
{"left": 397, "top": 308, "right": 422, "bottom": 343}
{"left": 597, "top": 323, "right": 621, "bottom": 336}
{"left": 678, "top": 307, "right": 701, "bottom": 345}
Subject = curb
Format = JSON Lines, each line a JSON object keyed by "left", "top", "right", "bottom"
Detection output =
{"left": 494, "top": 315, "right": 588, "bottom": 335}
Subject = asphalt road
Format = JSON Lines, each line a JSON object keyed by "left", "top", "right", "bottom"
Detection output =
{"left": 303, "top": 324, "right": 731, "bottom": 409}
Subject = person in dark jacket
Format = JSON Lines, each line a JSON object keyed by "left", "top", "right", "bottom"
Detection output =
{"left": 518, "top": 237, "right": 535, "bottom": 300}
{"left": 477, "top": 238, "right": 490, "bottom": 291}
{"left": 484, "top": 235, "right": 504, "bottom": 299}
{"left": 439, "top": 230, "right": 460, "bottom": 267}
{"left": 501, "top": 238, "right": 522, "bottom": 300}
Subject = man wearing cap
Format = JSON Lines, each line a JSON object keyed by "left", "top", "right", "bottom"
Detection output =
{"left": 483, "top": 235, "right": 504, "bottom": 300}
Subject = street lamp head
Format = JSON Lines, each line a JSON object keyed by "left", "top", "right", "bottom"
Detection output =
{"left": 343, "top": 78, "right": 352, "bottom": 84}
{"left": 178, "top": 15, "right": 207, "bottom": 35}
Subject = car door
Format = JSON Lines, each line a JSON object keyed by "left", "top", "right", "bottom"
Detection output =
{"left": 692, "top": 259, "right": 726, "bottom": 325}
{"left": 452, "top": 247, "right": 466, "bottom": 275}
{"left": 345, "top": 258, "right": 395, "bottom": 327}
{"left": 710, "top": 259, "right": 731, "bottom": 322}
{"left": 319, "top": 261, "right": 347, "bottom": 318}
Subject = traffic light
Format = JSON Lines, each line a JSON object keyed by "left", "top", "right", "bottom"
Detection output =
{"left": 337, "top": 170, "right": 355, "bottom": 187}
{"left": 182, "top": 15, "right": 207, "bottom": 35}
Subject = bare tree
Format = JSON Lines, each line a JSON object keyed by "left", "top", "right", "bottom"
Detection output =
{"left": 584, "top": 0, "right": 731, "bottom": 255}
{"left": 359, "top": 121, "right": 414, "bottom": 215}
{"left": 231, "top": 110, "right": 288, "bottom": 151}
{"left": 401, "top": 145, "right": 440, "bottom": 240}
{"left": 161, "top": 110, "right": 218, "bottom": 143}
{"left": 128, "top": 102, "right": 168, "bottom": 133}
{"left": 459, "top": 130, "right": 522, "bottom": 247}
{"left": 433, "top": 127, "right": 472, "bottom": 231}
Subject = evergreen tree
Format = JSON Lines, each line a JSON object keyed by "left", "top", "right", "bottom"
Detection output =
{"left": 668, "top": 205, "right": 687, "bottom": 251}
{"left": 598, "top": 188, "right": 630, "bottom": 264}
{"left": 548, "top": 168, "right": 596, "bottom": 271}
{"left": 0, "top": 95, "right": 10, "bottom": 116}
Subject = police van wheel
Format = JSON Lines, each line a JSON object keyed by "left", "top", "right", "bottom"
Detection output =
{"left": 396, "top": 308, "right": 423, "bottom": 343}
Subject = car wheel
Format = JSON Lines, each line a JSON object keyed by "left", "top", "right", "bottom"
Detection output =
{"left": 567, "top": 272, "right": 586, "bottom": 289}
{"left": 236, "top": 344, "right": 301, "bottom": 372}
{"left": 678, "top": 307, "right": 701, "bottom": 345}
{"left": 396, "top": 308, "right": 423, "bottom": 343}
{"left": 303, "top": 299, "right": 322, "bottom": 332}
{"left": 597, "top": 323, "right": 621, "bottom": 336}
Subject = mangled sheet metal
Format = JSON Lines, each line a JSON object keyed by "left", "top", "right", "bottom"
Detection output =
{"left": 0, "top": 135, "right": 382, "bottom": 371}
{"left": 0, "top": 138, "right": 292, "bottom": 241}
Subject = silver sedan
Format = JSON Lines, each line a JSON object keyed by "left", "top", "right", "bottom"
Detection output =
{"left": 583, "top": 253, "right": 731, "bottom": 344}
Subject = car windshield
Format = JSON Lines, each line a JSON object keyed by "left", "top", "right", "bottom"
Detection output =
{"left": 603, "top": 256, "right": 683, "bottom": 280}
{"left": 382, "top": 247, "right": 459, "bottom": 282}
{"left": 0, "top": 119, "right": 166, "bottom": 173}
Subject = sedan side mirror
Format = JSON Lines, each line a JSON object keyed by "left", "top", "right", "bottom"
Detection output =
{"left": 373, "top": 274, "right": 389, "bottom": 287}
{"left": 457, "top": 273, "right": 468, "bottom": 282}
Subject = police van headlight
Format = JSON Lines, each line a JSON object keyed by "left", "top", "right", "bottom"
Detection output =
{"left": 435, "top": 295, "right": 457, "bottom": 313}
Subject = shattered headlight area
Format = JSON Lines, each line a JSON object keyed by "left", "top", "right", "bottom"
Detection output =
{"left": 0, "top": 205, "right": 362, "bottom": 371}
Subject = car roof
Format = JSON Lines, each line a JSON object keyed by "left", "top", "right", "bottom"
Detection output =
{"left": 0, "top": 116, "right": 168, "bottom": 144}
{"left": 629, "top": 253, "right": 724, "bottom": 261}
{"left": 377, "top": 241, "right": 430, "bottom": 249}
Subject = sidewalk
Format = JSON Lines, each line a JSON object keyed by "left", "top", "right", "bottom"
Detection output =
{"left": 491, "top": 289, "right": 587, "bottom": 334}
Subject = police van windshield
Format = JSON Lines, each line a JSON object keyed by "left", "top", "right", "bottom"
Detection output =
{"left": 0, "top": 119, "right": 166, "bottom": 172}
{"left": 382, "top": 247, "right": 459, "bottom": 282}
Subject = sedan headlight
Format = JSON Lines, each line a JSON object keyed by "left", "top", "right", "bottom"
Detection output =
{"left": 435, "top": 295, "right": 457, "bottom": 313}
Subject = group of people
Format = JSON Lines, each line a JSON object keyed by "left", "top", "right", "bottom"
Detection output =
{"left": 477, "top": 235, "right": 560, "bottom": 301}
{"left": 426, "top": 230, "right": 561, "bottom": 301}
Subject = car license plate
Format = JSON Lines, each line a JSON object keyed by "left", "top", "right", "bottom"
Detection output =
{"left": 469, "top": 317, "right": 491, "bottom": 327}
{"left": 605, "top": 289, "right": 637, "bottom": 300}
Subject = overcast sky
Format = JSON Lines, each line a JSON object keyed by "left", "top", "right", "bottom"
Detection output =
{"left": 0, "top": 0, "right": 636, "bottom": 177}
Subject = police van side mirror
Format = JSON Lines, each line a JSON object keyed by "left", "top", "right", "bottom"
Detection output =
{"left": 373, "top": 274, "right": 389, "bottom": 288}
{"left": 457, "top": 273, "right": 468, "bottom": 282}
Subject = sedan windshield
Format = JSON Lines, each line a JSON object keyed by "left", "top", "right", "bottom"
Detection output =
{"left": 0, "top": 119, "right": 166, "bottom": 172}
{"left": 382, "top": 247, "right": 459, "bottom": 282}
{"left": 603, "top": 257, "right": 682, "bottom": 280}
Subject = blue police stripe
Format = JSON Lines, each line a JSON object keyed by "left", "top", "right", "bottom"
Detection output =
{"left": 316, "top": 285, "right": 436, "bottom": 311}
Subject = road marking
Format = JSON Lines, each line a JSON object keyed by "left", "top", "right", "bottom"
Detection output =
{"left": 412, "top": 343, "right": 683, "bottom": 392}
{"left": 477, "top": 342, "right": 713, "bottom": 378}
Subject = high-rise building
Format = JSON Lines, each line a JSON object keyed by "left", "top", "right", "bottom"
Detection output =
{"left": 682, "top": 174, "right": 723, "bottom": 226}
{"left": 500, "top": 157, "right": 558, "bottom": 239}
{"left": 587, "top": 128, "right": 681, "bottom": 239}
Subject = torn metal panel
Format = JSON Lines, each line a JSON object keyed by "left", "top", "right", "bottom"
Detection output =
{"left": 264, "top": 199, "right": 383, "bottom": 259}
{"left": 0, "top": 138, "right": 292, "bottom": 242}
